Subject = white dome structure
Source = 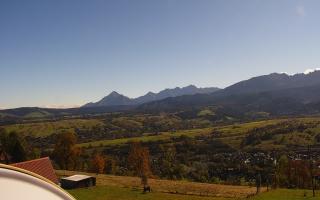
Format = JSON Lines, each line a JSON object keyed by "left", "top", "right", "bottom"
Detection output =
{"left": 0, "top": 164, "right": 75, "bottom": 200}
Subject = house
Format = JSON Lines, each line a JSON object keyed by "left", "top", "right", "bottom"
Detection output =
{"left": 11, "top": 157, "right": 59, "bottom": 185}
{"left": 61, "top": 175, "right": 96, "bottom": 189}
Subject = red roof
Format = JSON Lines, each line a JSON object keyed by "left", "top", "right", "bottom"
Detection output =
{"left": 11, "top": 157, "right": 59, "bottom": 184}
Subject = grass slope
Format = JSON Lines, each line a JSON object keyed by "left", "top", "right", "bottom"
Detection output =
{"left": 251, "top": 189, "right": 320, "bottom": 200}
{"left": 69, "top": 187, "right": 320, "bottom": 200}
{"left": 1, "top": 119, "right": 104, "bottom": 137}
{"left": 78, "top": 117, "right": 320, "bottom": 149}
{"left": 57, "top": 170, "right": 259, "bottom": 199}
{"left": 69, "top": 186, "right": 226, "bottom": 200}
{"left": 77, "top": 119, "right": 286, "bottom": 148}
{"left": 78, "top": 128, "right": 212, "bottom": 147}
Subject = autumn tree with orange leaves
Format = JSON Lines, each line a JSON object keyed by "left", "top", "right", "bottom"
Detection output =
{"left": 52, "top": 132, "right": 81, "bottom": 170}
{"left": 91, "top": 153, "right": 106, "bottom": 174}
{"left": 128, "top": 142, "right": 152, "bottom": 187}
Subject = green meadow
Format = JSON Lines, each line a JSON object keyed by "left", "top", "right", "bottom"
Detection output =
{"left": 69, "top": 186, "right": 226, "bottom": 200}
{"left": 69, "top": 186, "right": 320, "bottom": 200}
{"left": 2, "top": 119, "right": 104, "bottom": 137}
{"left": 251, "top": 189, "right": 320, "bottom": 200}
{"left": 78, "top": 117, "right": 320, "bottom": 149}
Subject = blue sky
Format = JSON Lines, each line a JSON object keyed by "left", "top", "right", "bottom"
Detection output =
{"left": 1, "top": 0, "right": 320, "bottom": 109}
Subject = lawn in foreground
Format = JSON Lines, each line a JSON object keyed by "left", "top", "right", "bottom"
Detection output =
{"left": 57, "top": 170, "right": 258, "bottom": 198}
{"left": 251, "top": 189, "right": 320, "bottom": 200}
{"left": 69, "top": 187, "right": 320, "bottom": 200}
{"left": 68, "top": 185, "right": 226, "bottom": 200}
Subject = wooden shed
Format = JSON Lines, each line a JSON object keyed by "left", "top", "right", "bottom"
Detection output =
{"left": 61, "top": 175, "right": 96, "bottom": 189}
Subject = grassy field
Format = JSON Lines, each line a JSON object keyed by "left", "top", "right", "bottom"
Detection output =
{"left": 57, "top": 170, "right": 261, "bottom": 199}
{"left": 78, "top": 128, "right": 212, "bottom": 147}
{"left": 2, "top": 116, "right": 320, "bottom": 150}
{"left": 77, "top": 119, "right": 286, "bottom": 148}
{"left": 69, "top": 186, "right": 227, "bottom": 200}
{"left": 251, "top": 189, "right": 320, "bottom": 200}
{"left": 78, "top": 117, "right": 320, "bottom": 149}
{"left": 69, "top": 187, "right": 320, "bottom": 200}
{"left": 60, "top": 170, "right": 320, "bottom": 200}
{"left": 1, "top": 119, "right": 104, "bottom": 137}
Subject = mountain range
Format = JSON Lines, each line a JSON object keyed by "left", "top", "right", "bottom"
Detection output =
{"left": 83, "top": 85, "right": 220, "bottom": 107}
{"left": 221, "top": 71, "right": 320, "bottom": 95}
{"left": 139, "top": 71, "right": 320, "bottom": 114}
{"left": 2, "top": 70, "right": 320, "bottom": 120}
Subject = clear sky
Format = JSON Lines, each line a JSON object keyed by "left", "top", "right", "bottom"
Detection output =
{"left": 1, "top": 0, "right": 320, "bottom": 109}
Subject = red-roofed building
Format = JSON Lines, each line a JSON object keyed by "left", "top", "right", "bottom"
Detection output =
{"left": 11, "top": 157, "right": 59, "bottom": 184}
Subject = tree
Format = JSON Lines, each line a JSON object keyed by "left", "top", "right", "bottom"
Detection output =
{"left": 159, "top": 145, "right": 177, "bottom": 179}
{"left": 276, "top": 155, "right": 289, "bottom": 187}
{"left": 190, "top": 161, "right": 209, "bottom": 182}
{"left": 315, "top": 133, "right": 320, "bottom": 143}
{"left": 0, "top": 128, "right": 10, "bottom": 164}
{"left": 9, "top": 132, "right": 27, "bottom": 163}
{"left": 52, "top": 132, "right": 80, "bottom": 170}
{"left": 128, "top": 142, "right": 152, "bottom": 187}
{"left": 105, "top": 156, "right": 117, "bottom": 174}
{"left": 70, "top": 146, "right": 82, "bottom": 170}
{"left": 91, "top": 153, "right": 106, "bottom": 174}
{"left": 0, "top": 130, "right": 27, "bottom": 163}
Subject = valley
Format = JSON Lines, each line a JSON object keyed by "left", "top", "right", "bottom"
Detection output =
{"left": 2, "top": 71, "right": 320, "bottom": 199}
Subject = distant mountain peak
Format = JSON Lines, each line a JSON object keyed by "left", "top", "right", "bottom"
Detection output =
{"left": 145, "top": 92, "right": 156, "bottom": 96}
{"left": 185, "top": 84, "right": 197, "bottom": 88}
{"left": 108, "top": 91, "right": 123, "bottom": 97}
{"left": 83, "top": 91, "right": 133, "bottom": 107}
{"left": 83, "top": 85, "right": 220, "bottom": 107}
